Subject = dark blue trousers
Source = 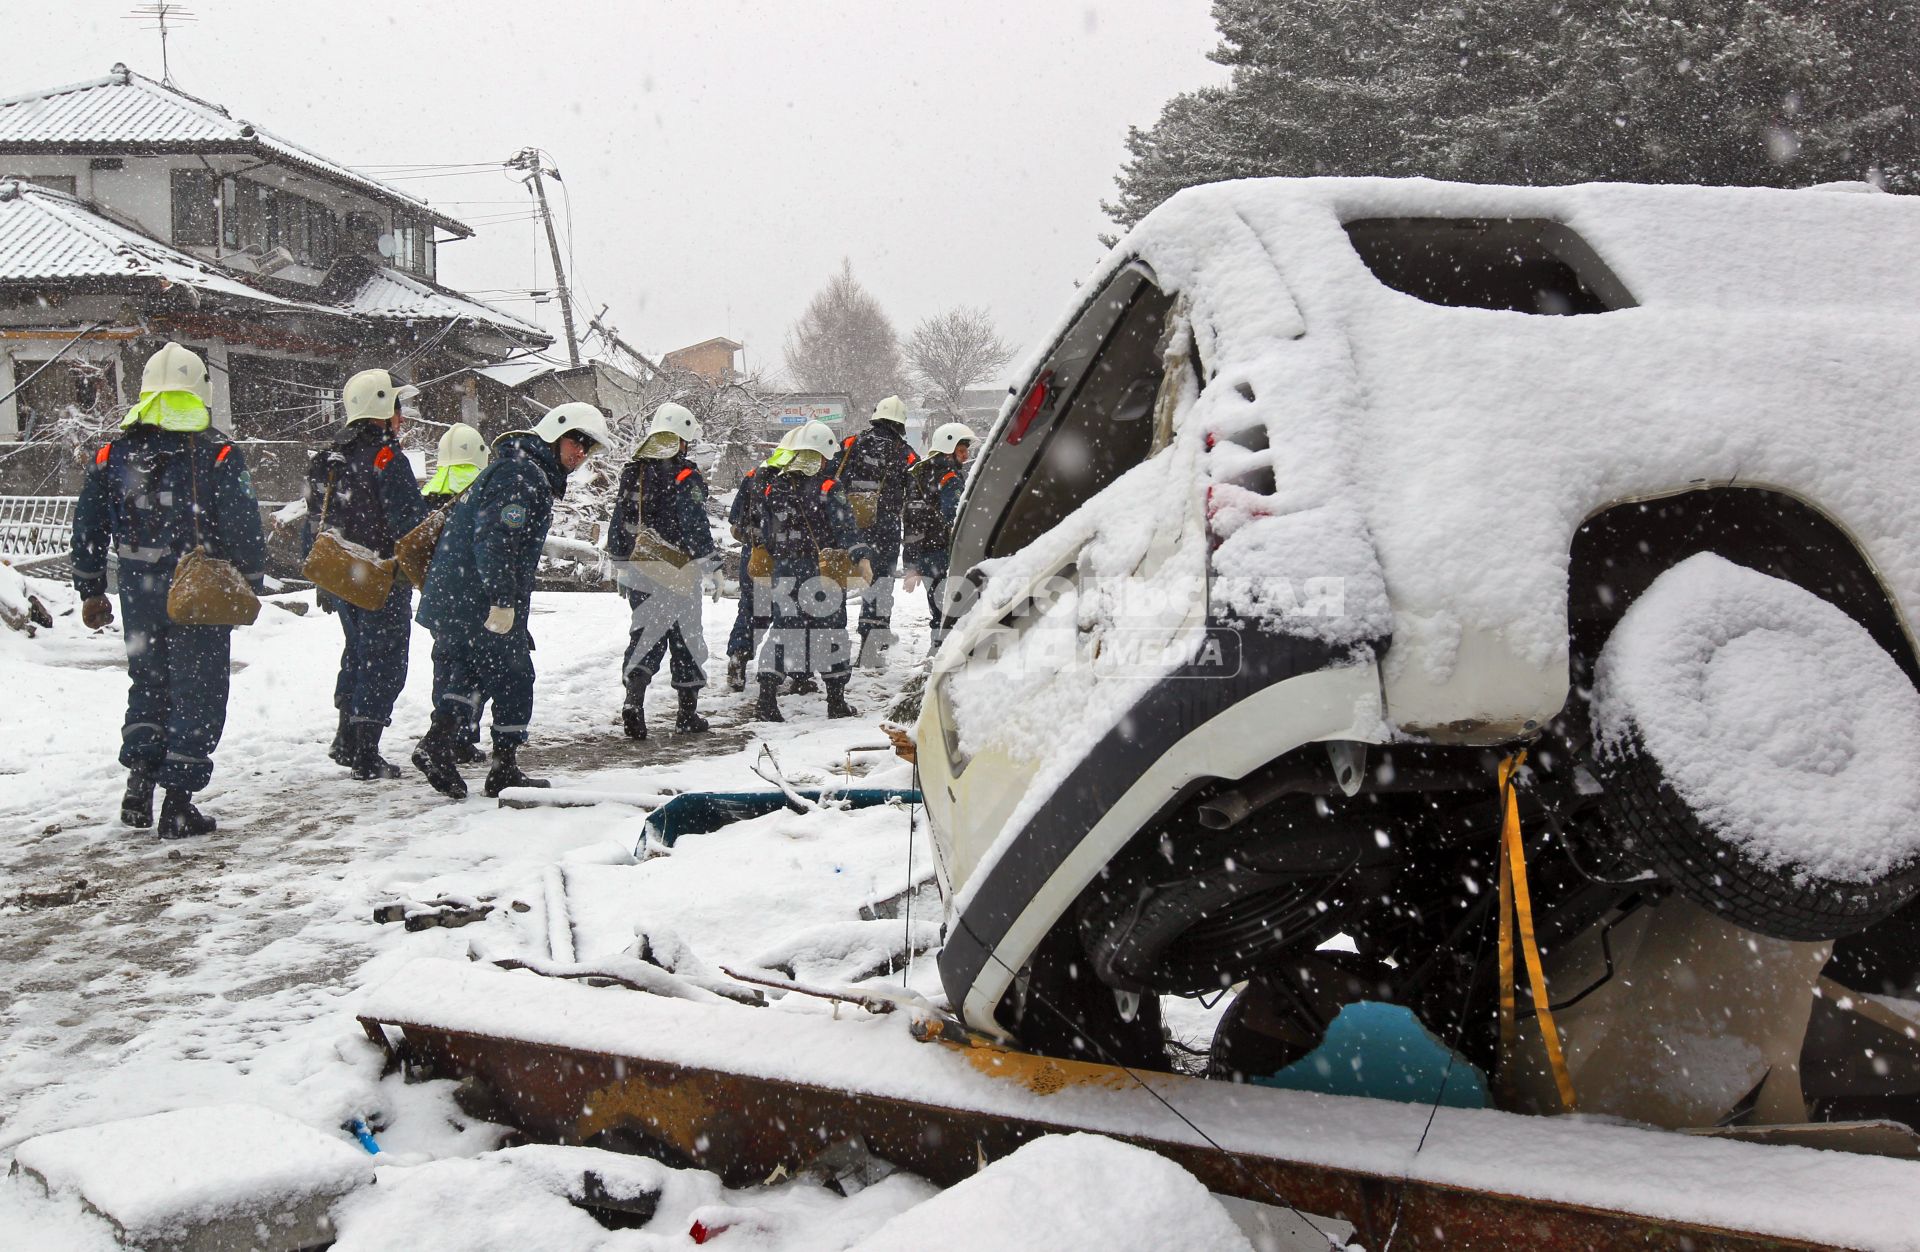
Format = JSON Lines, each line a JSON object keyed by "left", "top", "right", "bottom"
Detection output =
{"left": 726, "top": 549, "right": 770, "bottom": 660}
{"left": 119, "top": 570, "right": 230, "bottom": 792}
{"left": 855, "top": 536, "right": 899, "bottom": 640}
{"left": 757, "top": 573, "right": 852, "bottom": 678}
{"left": 434, "top": 624, "right": 536, "bottom": 748}
{"left": 332, "top": 579, "right": 413, "bottom": 727}
{"left": 430, "top": 632, "right": 486, "bottom": 744}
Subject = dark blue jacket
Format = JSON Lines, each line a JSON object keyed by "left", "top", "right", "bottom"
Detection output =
{"left": 303, "top": 423, "right": 429, "bottom": 560}
{"left": 416, "top": 433, "right": 566, "bottom": 635}
{"left": 835, "top": 423, "right": 916, "bottom": 543}
{"left": 902, "top": 452, "right": 966, "bottom": 572}
{"left": 608, "top": 454, "right": 715, "bottom": 562}
{"left": 72, "top": 425, "right": 268, "bottom": 600}
{"left": 727, "top": 466, "right": 763, "bottom": 544}
{"left": 754, "top": 465, "right": 870, "bottom": 580}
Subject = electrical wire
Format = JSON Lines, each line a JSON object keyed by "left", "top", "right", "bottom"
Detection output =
{"left": 0, "top": 321, "right": 115, "bottom": 416}
{"left": 974, "top": 942, "right": 1344, "bottom": 1248}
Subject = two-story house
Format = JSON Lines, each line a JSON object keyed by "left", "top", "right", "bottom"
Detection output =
{"left": 0, "top": 64, "right": 552, "bottom": 496}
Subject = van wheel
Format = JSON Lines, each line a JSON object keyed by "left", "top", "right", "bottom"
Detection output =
{"left": 1590, "top": 553, "right": 1920, "bottom": 942}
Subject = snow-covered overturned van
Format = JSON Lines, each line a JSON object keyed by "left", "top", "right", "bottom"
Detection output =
{"left": 918, "top": 176, "right": 1920, "bottom": 1109}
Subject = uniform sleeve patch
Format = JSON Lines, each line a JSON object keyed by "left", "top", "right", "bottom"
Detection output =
{"left": 675, "top": 466, "right": 694, "bottom": 483}
{"left": 216, "top": 444, "right": 233, "bottom": 464}
{"left": 94, "top": 445, "right": 111, "bottom": 465}
{"left": 501, "top": 502, "right": 528, "bottom": 529}
{"left": 820, "top": 477, "right": 836, "bottom": 493}
{"left": 907, "top": 452, "right": 918, "bottom": 465}
{"left": 941, "top": 471, "right": 958, "bottom": 486}
{"left": 374, "top": 446, "right": 395, "bottom": 471}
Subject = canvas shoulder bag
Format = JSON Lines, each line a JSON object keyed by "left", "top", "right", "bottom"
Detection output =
{"left": 167, "top": 438, "right": 262, "bottom": 627}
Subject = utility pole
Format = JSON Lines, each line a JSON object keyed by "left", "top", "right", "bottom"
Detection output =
{"left": 507, "top": 147, "right": 580, "bottom": 366}
{"left": 586, "top": 305, "right": 663, "bottom": 380}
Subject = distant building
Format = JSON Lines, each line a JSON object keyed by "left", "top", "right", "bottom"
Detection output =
{"left": 660, "top": 336, "right": 741, "bottom": 384}
{"left": 0, "top": 64, "right": 550, "bottom": 496}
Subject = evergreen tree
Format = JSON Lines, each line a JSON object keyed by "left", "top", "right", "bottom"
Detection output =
{"left": 1107, "top": 0, "right": 1920, "bottom": 230}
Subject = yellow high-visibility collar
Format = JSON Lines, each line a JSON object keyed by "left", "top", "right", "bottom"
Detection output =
{"left": 121, "top": 390, "right": 210, "bottom": 432}
{"left": 423, "top": 463, "right": 480, "bottom": 496}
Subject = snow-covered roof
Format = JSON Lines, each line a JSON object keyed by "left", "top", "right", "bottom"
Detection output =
{"left": 0, "top": 178, "right": 300, "bottom": 306}
{"left": 342, "top": 265, "right": 548, "bottom": 342}
{"left": 0, "top": 66, "right": 471, "bottom": 238}
{"left": 0, "top": 180, "right": 548, "bottom": 347}
{"left": 469, "top": 358, "right": 563, "bottom": 388}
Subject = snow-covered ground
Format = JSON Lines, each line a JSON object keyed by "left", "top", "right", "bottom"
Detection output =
{"left": 0, "top": 575, "right": 1254, "bottom": 1249}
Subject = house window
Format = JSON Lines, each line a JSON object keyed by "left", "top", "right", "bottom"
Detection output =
{"left": 389, "top": 218, "right": 433, "bottom": 278}
{"left": 26, "top": 174, "right": 77, "bottom": 195}
{"left": 13, "top": 358, "right": 118, "bottom": 440}
{"left": 171, "top": 169, "right": 218, "bottom": 246}
{"left": 217, "top": 175, "right": 339, "bottom": 268}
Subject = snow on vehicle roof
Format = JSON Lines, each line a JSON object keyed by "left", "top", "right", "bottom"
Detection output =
{"left": 995, "top": 174, "right": 1920, "bottom": 674}
{"left": 949, "top": 177, "right": 1920, "bottom": 875}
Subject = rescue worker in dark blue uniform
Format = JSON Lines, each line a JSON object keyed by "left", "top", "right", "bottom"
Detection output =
{"left": 722, "top": 430, "right": 798, "bottom": 692}
{"left": 411, "top": 402, "right": 612, "bottom": 799}
{"left": 608, "top": 402, "right": 717, "bottom": 739}
{"left": 834, "top": 395, "right": 916, "bottom": 667}
{"left": 304, "top": 368, "right": 430, "bottom": 781}
{"left": 71, "top": 341, "right": 267, "bottom": 838}
{"left": 420, "top": 422, "right": 490, "bottom": 764}
{"left": 901, "top": 420, "right": 976, "bottom": 651}
{"left": 752, "top": 421, "right": 872, "bottom": 722}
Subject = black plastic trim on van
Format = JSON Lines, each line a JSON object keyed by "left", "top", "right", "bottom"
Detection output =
{"left": 937, "top": 625, "right": 1380, "bottom": 1024}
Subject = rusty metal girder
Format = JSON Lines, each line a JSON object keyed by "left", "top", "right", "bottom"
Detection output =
{"left": 363, "top": 1015, "right": 1848, "bottom": 1252}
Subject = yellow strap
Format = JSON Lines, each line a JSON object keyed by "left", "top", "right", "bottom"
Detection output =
{"left": 1497, "top": 751, "right": 1578, "bottom": 1112}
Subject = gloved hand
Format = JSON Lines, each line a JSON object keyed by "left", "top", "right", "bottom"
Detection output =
{"left": 901, "top": 568, "right": 921, "bottom": 592}
{"left": 857, "top": 558, "right": 874, "bottom": 585}
{"left": 484, "top": 605, "right": 515, "bottom": 635}
{"left": 326, "top": 451, "right": 348, "bottom": 472}
{"left": 81, "top": 595, "right": 114, "bottom": 630}
{"left": 319, "top": 594, "right": 337, "bottom": 615}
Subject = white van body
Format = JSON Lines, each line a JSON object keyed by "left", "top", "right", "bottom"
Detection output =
{"left": 920, "top": 177, "right": 1920, "bottom": 1037}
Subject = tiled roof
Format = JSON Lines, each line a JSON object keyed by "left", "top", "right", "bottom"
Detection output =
{"left": 342, "top": 265, "right": 548, "bottom": 343}
{"left": 0, "top": 180, "right": 548, "bottom": 347}
{"left": 0, "top": 179, "right": 299, "bottom": 305}
{"left": 0, "top": 66, "right": 471, "bottom": 237}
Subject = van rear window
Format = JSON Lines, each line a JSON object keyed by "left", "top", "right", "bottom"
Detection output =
{"left": 1344, "top": 217, "right": 1634, "bottom": 315}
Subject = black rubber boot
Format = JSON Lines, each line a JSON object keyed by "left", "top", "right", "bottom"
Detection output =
{"left": 754, "top": 676, "right": 785, "bottom": 722}
{"left": 484, "top": 743, "right": 550, "bottom": 798}
{"left": 327, "top": 711, "right": 353, "bottom": 766}
{"left": 157, "top": 789, "right": 216, "bottom": 839}
{"left": 411, "top": 711, "right": 468, "bottom": 800}
{"left": 726, "top": 655, "right": 748, "bottom": 692}
{"left": 786, "top": 673, "right": 819, "bottom": 695}
{"left": 622, "top": 677, "right": 647, "bottom": 739}
{"left": 121, "top": 769, "right": 156, "bottom": 829}
{"left": 857, "top": 630, "right": 889, "bottom": 669}
{"left": 350, "top": 723, "right": 403, "bottom": 781}
{"left": 674, "top": 688, "right": 710, "bottom": 733}
{"left": 825, "top": 679, "right": 858, "bottom": 720}
{"left": 452, "top": 738, "right": 486, "bottom": 765}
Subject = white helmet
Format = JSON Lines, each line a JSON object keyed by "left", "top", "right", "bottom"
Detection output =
{"left": 871, "top": 394, "right": 908, "bottom": 427}
{"left": 435, "top": 422, "right": 488, "bottom": 469}
{"left": 343, "top": 368, "right": 419, "bottom": 423}
{"left": 140, "top": 341, "right": 210, "bottom": 403}
{"left": 532, "top": 401, "right": 613, "bottom": 451}
{"left": 790, "top": 420, "right": 839, "bottom": 460}
{"left": 646, "top": 401, "right": 702, "bottom": 443}
{"left": 929, "top": 421, "right": 977, "bottom": 457}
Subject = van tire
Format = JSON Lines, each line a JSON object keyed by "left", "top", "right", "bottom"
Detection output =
{"left": 1594, "top": 730, "right": 1917, "bottom": 941}
{"left": 1590, "top": 555, "right": 1920, "bottom": 943}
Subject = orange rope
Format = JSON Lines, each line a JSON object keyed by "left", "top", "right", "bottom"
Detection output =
{"left": 1497, "top": 751, "right": 1577, "bottom": 1111}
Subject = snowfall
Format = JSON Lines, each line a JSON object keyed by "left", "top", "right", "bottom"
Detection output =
{"left": 0, "top": 569, "right": 1311, "bottom": 1251}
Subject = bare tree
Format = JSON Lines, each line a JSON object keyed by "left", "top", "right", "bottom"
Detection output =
{"left": 904, "top": 305, "right": 1015, "bottom": 436}
{"left": 782, "top": 259, "right": 906, "bottom": 422}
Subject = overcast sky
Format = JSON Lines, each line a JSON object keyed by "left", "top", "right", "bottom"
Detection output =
{"left": 9, "top": 1, "right": 1225, "bottom": 387}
